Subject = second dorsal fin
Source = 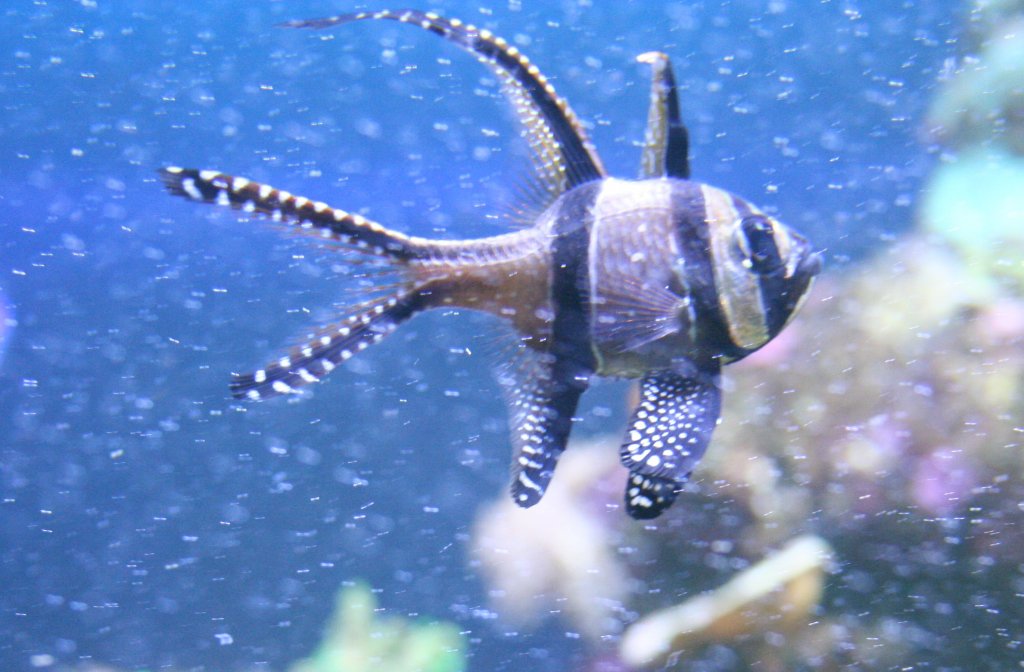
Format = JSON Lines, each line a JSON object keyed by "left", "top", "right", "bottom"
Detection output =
{"left": 637, "top": 52, "right": 690, "bottom": 180}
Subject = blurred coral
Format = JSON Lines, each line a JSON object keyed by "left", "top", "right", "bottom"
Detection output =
{"left": 921, "top": 148, "right": 1024, "bottom": 293}
{"left": 469, "top": 231, "right": 1024, "bottom": 669}
{"left": 620, "top": 535, "right": 832, "bottom": 668}
{"left": 927, "top": 2, "right": 1024, "bottom": 152}
{"left": 712, "top": 237, "right": 1024, "bottom": 540}
{"left": 289, "top": 582, "right": 464, "bottom": 672}
{"left": 470, "top": 440, "right": 631, "bottom": 643}
{"left": 924, "top": 1, "right": 1024, "bottom": 292}
{"left": 61, "top": 583, "right": 465, "bottom": 672}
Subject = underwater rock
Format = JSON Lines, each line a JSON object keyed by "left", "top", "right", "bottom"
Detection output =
{"left": 619, "top": 535, "right": 831, "bottom": 668}
{"left": 692, "top": 235, "right": 1024, "bottom": 665}
{"left": 289, "top": 582, "right": 464, "bottom": 672}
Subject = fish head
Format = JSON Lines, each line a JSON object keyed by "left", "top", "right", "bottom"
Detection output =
{"left": 734, "top": 209, "right": 820, "bottom": 327}
{"left": 699, "top": 184, "right": 821, "bottom": 357}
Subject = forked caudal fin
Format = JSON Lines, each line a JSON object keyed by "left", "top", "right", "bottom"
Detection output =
{"left": 231, "top": 291, "right": 427, "bottom": 400}
{"left": 159, "top": 167, "right": 426, "bottom": 260}
{"left": 159, "top": 167, "right": 433, "bottom": 400}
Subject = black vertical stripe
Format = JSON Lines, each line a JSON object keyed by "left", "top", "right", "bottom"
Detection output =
{"left": 661, "top": 62, "right": 691, "bottom": 180}
{"left": 549, "top": 183, "right": 599, "bottom": 391}
{"left": 758, "top": 272, "right": 791, "bottom": 338}
{"left": 728, "top": 195, "right": 789, "bottom": 340}
{"left": 669, "top": 181, "right": 742, "bottom": 359}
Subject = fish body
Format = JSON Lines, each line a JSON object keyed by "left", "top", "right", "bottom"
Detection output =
{"left": 161, "top": 10, "right": 820, "bottom": 519}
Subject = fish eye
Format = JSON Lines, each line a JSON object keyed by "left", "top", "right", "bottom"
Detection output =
{"left": 737, "top": 215, "right": 785, "bottom": 275}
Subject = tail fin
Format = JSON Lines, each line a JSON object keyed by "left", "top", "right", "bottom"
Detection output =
{"left": 160, "top": 166, "right": 439, "bottom": 400}
{"left": 231, "top": 291, "right": 426, "bottom": 400}
{"left": 159, "top": 167, "right": 424, "bottom": 260}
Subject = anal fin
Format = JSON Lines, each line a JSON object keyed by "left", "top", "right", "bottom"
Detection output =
{"left": 498, "top": 346, "right": 590, "bottom": 507}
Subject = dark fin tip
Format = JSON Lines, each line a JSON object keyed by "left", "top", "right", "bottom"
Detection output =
{"left": 511, "top": 488, "right": 543, "bottom": 510}
{"left": 624, "top": 473, "right": 680, "bottom": 520}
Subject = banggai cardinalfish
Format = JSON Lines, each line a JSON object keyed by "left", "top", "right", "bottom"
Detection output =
{"left": 160, "top": 10, "right": 821, "bottom": 519}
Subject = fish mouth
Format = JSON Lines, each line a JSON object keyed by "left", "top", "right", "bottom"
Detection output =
{"left": 783, "top": 244, "right": 822, "bottom": 280}
{"left": 799, "top": 250, "right": 823, "bottom": 277}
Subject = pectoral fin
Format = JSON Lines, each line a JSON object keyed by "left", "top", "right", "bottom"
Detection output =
{"left": 620, "top": 364, "right": 721, "bottom": 518}
{"left": 592, "top": 273, "right": 688, "bottom": 353}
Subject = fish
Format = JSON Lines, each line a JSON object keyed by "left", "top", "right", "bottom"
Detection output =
{"left": 159, "top": 9, "right": 821, "bottom": 519}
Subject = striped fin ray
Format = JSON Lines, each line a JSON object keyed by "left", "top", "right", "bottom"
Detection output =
{"left": 280, "top": 9, "right": 607, "bottom": 198}
{"left": 230, "top": 291, "right": 426, "bottom": 400}
{"left": 637, "top": 52, "right": 690, "bottom": 180}
{"left": 158, "top": 167, "right": 422, "bottom": 260}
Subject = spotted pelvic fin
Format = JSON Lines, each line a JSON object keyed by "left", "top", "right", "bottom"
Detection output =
{"left": 624, "top": 473, "right": 680, "bottom": 520}
{"left": 280, "top": 9, "right": 607, "bottom": 200}
{"left": 621, "top": 365, "right": 721, "bottom": 519}
{"left": 158, "top": 167, "right": 424, "bottom": 260}
{"left": 637, "top": 52, "right": 690, "bottom": 180}
{"left": 497, "top": 347, "right": 590, "bottom": 507}
{"left": 230, "top": 292, "right": 426, "bottom": 400}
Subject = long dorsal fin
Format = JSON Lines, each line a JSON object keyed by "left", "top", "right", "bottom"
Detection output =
{"left": 637, "top": 52, "right": 690, "bottom": 179}
{"left": 281, "top": 9, "right": 607, "bottom": 200}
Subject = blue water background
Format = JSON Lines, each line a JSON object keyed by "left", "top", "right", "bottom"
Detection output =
{"left": 1, "top": 1, "right": 958, "bottom": 670}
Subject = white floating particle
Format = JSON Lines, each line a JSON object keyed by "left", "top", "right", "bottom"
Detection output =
{"left": 29, "top": 654, "right": 55, "bottom": 668}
